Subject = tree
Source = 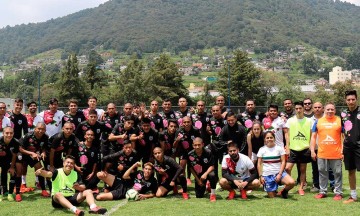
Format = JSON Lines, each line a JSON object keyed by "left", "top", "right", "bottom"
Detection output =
{"left": 331, "top": 80, "right": 356, "bottom": 106}
{"left": 145, "top": 54, "right": 189, "bottom": 104}
{"left": 57, "top": 54, "right": 88, "bottom": 106}
{"left": 216, "top": 50, "right": 265, "bottom": 106}
{"left": 302, "top": 53, "right": 321, "bottom": 75}
{"left": 346, "top": 49, "right": 360, "bottom": 70}
{"left": 84, "top": 62, "right": 107, "bottom": 90}
{"left": 88, "top": 50, "right": 104, "bottom": 65}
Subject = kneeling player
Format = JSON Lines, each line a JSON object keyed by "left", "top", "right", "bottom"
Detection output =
{"left": 95, "top": 162, "right": 157, "bottom": 201}
{"left": 257, "top": 131, "right": 295, "bottom": 198}
{"left": 35, "top": 155, "right": 106, "bottom": 215}
{"left": 153, "top": 147, "right": 189, "bottom": 199}
{"left": 187, "top": 137, "right": 217, "bottom": 202}
{"left": 219, "top": 142, "right": 260, "bottom": 200}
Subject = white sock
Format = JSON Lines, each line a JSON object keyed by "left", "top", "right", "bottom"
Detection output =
{"left": 350, "top": 190, "right": 357, "bottom": 199}
{"left": 21, "top": 176, "right": 26, "bottom": 185}
{"left": 90, "top": 204, "right": 97, "bottom": 210}
{"left": 211, "top": 189, "right": 216, "bottom": 195}
{"left": 35, "top": 176, "right": 39, "bottom": 183}
{"left": 70, "top": 206, "right": 77, "bottom": 213}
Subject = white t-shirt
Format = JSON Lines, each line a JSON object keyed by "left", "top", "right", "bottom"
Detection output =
{"left": 265, "top": 117, "right": 287, "bottom": 148}
{"left": 0, "top": 116, "right": 12, "bottom": 136}
{"left": 257, "top": 145, "right": 285, "bottom": 176}
{"left": 26, "top": 114, "right": 44, "bottom": 132}
{"left": 221, "top": 153, "right": 254, "bottom": 180}
{"left": 39, "top": 110, "right": 64, "bottom": 137}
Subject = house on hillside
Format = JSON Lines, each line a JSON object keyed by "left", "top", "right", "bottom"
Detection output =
{"left": 0, "top": 71, "right": 4, "bottom": 79}
{"left": 329, "top": 66, "right": 352, "bottom": 85}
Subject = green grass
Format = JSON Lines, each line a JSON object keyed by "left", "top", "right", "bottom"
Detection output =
{"left": 1, "top": 166, "right": 360, "bottom": 216}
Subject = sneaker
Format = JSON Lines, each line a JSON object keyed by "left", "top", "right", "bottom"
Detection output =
{"left": 210, "top": 194, "right": 216, "bottom": 202}
{"left": 302, "top": 182, "right": 308, "bottom": 190}
{"left": 227, "top": 190, "right": 236, "bottom": 200}
{"left": 173, "top": 186, "right": 178, "bottom": 195}
{"left": 75, "top": 209, "right": 85, "bottom": 216}
{"left": 298, "top": 189, "right": 305, "bottom": 196}
{"left": 89, "top": 206, "right": 107, "bottom": 214}
{"left": 182, "top": 192, "right": 189, "bottom": 200}
{"left": 310, "top": 186, "right": 320, "bottom": 193}
{"left": 333, "top": 194, "right": 343, "bottom": 201}
{"left": 26, "top": 187, "right": 35, "bottom": 192}
{"left": 186, "top": 178, "right": 192, "bottom": 185}
{"left": 343, "top": 197, "right": 357, "bottom": 204}
{"left": 240, "top": 189, "right": 247, "bottom": 199}
{"left": 15, "top": 194, "right": 22, "bottom": 202}
{"left": 281, "top": 189, "right": 289, "bottom": 199}
{"left": 41, "top": 190, "right": 50, "bottom": 197}
{"left": 20, "top": 184, "right": 27, "bottom": 193}
{"left": 277, "top": 189, "right": 284, "bottom": 196}
{"left": 315, "top": 193, "right": 327, "bottom": 199}
{"left": 7, "top": 194, "right": 14, "bottom": 201}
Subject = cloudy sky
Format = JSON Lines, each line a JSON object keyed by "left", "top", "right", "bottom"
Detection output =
{"left": 0, "top": 0, "right": 359, "bottom": 28}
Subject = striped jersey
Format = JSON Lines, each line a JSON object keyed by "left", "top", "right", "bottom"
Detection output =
{"left": 257, "top": 145, "right": 285, "bottom": 176}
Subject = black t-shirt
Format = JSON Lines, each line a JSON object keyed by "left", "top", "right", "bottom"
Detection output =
{"left": 49, "top": 132, "right": 79, "bottom": 159}
{"left": 148, "top": 113, "right": 164, "bottom": 131}
{"left": 219, "top": 123, "right": 247, "bottom": 154}
{"left": 20, "top": 131, "right": 49, "bottom": 153}
{"left": 154, "top": 156, "right": 183, "bottom": 183}
{"left": 132, "top": 170, "right": 158, "bottom": 194}
{"left": 110, "top": 123, "right": 137, "bottom": 151}
{"left": 191, "top": 112, "right": 211, "bottom": 145}
{"left": 175, "top": 108, "right": 191, "bottom": 120}
{"left": 159, "top": 110, "right": 176, "bottom": 128}
{"left": 187, "top": 148, "right": 214, "bottom": 176}
{"left": 250, "top": 135, "right": 264, "bottom": 154}
{"left": 101, "top": 112, "right": 121, "bottom": 129}
{"left": 7, "top": 111, "right": 28, "bottom": 139}
{"left": 0, "top": 137, "right": 20, "bottom": 160}
{"left": 342, "top": 106, "right": 360, "bottom": 147}
{"left": 74, "top": 142, "right": 99, "bottom": 175}
{"left": 175, "top": 126, "right": 201, "bottom": 154}
{"left": 102, "top": 150, "right": 139, "bottom": 177}
{"left": 75, "top": 121, "right": 110, "bottom": 148}
{"left": 208, "top": 116, "right": 226, "bottom": 141}
{"left": 62, "top": 110, "right": 86, "bottom": 129}
{"left": 159, "top": 129, "right": 176, "bottom": 156}
{"left": 119, "top": 113, "right": 140, "bottom": 127}
{"left": 135, "top": 128, "right": 159, "bottom": 159}
{"left": 237, "top": 110, "right": 265, "bottom": 127}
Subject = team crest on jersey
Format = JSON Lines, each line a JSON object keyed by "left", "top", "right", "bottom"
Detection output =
{"left": 40, "top": 142, "right": 44, "bottom": 147}
{"left": 203, "top": 158, "right": 208, "bottom": 163}
{"left": 165, "top": 165, "right": 170, "bottom": 170}
{"left": 206, "top": 117, "right": 209, "bottom": 121}
{"left": 157, "top": 119, "right": 160, "bottom": 123}
{"left": 69, "top": 141, "right": 72, "bottom": 145}
{"left": 115, "top": 120, "right": 119, "bottom": 124}
{"left": 129, "top": 157, "right": 133, "bottom": 161}
{"left": 97, "top": 129, "right": 100, "bottom": 134}
{"left": 146, "top": 182, "right": 151, "bottom": 187}
{"left": 91, "top": 152, "right": 94, "bottom": 157}
{"left": 170, "top": 114, "right": 174, "bottom": 118}
{"left": 18, "top": 120, "right": 22, "bottom": 125}
{"left": 191, "top": 135, "right": 195, "bottom": 140}
{"left": 149, "top": 136, "right": 153, "bottom": 141}
{"left": 78, "top": 118, "right": 82, "bottom": 122}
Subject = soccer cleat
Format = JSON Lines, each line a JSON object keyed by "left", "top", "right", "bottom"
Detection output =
{"left": 20, "top": 184, "right": 27, "bottom": 193}
{"left": 210, "top": 194, "right": 216, "bottom": 202}
{"left": 7, "top": 194, "right": 14, "bottom": 201}
{"left": 75, "top": 209, "right": 85, "bottom": 216}
{"left": 41, "top": 190, "right": 50, "bottom": 197}
{"left": 240, "top": 189, "right": 247, "bottom": 199}
{"left": 298, "top": 189, "right": 305, "bottom": 196}
{"left": 89, "top": 206, "right": 107, "bottom": 214}
{"left": 343, "top": 197, "right": 357, "bottom": 204}
{"left": 227, "top": 190, "right": 236, "bottom": 200}
{"left": 182, "top": 192, "right": 189, "bottom": 200}
{"left": 186, "top": 178, "right": 192, "bottom": 185}
{"left": 315, "top": 193, "right": 327, "bottom": 199}
{"left": 15, "top": 194, "right": 22, "bottom": 202}
{"left": 281, "top": 189, "right": 289, "bottom": 199}
{"left": 333, "top": 194, "right": 343, "bottom": 201}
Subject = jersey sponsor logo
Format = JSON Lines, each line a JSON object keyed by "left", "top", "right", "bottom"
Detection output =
{"left": 91, "top": 152, "right": 94, "bottom": 157}
{"left": 293, "top": 131, "right": 307, "bottom": 140}
{"left": 60, "top": 186, "right": 74, "bottom": 193}
{"left": 203, "top": 158, "right": 208, "bottom": 163}
{"left": 322, "top": 135, "right": 336, "bottom": 144}
{"left": 129, "top": 157, "right": 133, "bottom": 161}
{"left": 18, "top": 119, "right": 22, "bottom": 125}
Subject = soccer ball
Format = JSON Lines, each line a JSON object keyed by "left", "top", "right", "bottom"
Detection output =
{"left": 125, "top": 189, "right": 139, "bottom": 201}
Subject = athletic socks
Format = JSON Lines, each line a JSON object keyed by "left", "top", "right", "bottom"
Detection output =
{"left": 21, "top": 175, "right": 26, "bottom": 185}
{"left": 70, "top": 206, "right": 77, "bottom": 213}
{"left": 211, "top": 189, "right": 216, "bottom": 195}
{"left": 350, "top": 190, "right": 357, "bottom": 200}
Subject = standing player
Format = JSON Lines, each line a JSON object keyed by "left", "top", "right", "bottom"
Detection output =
{"left": 191, "top": 100, "right": 211, "bottom": 146}
{"left": 148, "top": 100, "right": 164, "bottom": 132}
{"left": 62, "top": 99, "right": 86, "bottom": 129}
{"left": 216, "top": 96, "right": 230, "bottom": 118}
{"left": 310, "top": 103, "right": 344, "bottom": 200}
{"left": 262, "top": 105, "right": 288, "bottom": 148}
{"left": 108, "top": 116, "right": 137, "bottom": 154}
{"left": 303, "top": 98, "right": 314, "bottom": 118}
{"left": 100, "top": 103, "right": 120, "bottom": 156}
{"left": 341, "top": 90, "right": 360, "bottom": 203}
{"left": 238, "top": 99, "right": 265, "bottom": 129}
{"left": 159, "top": 99, "right": 176, "bottom": 129}
{"left": 187, "top": 137, "right": 217, "bottom": 201}
{"left": 39, "top": 98, "right": 64, "bottom": 137}
{"left": 283, "top": 99, "right": 295, "bottom": 118}
{"left": 175, "top": 97, "right": 191, "bottom": 125}
{"left": 36, "top": 155, "right": 107, "bottom": 215}
{"left": 219, "top": 142, "right": 260, "bottom": 200}
{"left": 284, "top": 101, "right": 312, "bottom": 196}
{"left": 82, "top": 96, "right": 104, "bottom": 121}
{"left": 6, "top": 98, "right": 28, "bottom": 139}
{"left": 159, "top": 119, "right": 178, "bottom": 157}
{"left": 257, "top": 131, "right": 295, "bottom": 198}
{"left": 246, "top": 121, "right": 264, "bottom": 164}
{"left": 0, "top": 102, "right": 12, "bottom": 137}
{"left": 25, "top": 101, "right": 43, "bottom": 132}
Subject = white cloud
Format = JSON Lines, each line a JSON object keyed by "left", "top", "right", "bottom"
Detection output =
{"left": 0, "top": 0, "right": 109, "bottom": 28}
{"left": 341, "top": 0, "right": 360, "bottom": 5}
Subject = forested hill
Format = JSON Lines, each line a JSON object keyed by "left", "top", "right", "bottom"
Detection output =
{"left": 1, "top": 0, "right": 360, "bottom": 62}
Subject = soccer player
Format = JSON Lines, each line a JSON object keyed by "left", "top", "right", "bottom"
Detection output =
{"left": 191, "top": 100, "right": 211, "bottom": 145}
{"left": 99, "top": 103, "right": 119, "bottom": 156}
{"left": 220, "top": 142, "right": 260, "bottom": 200}
{"left": 153, "top": 147, "right": 188, "bottom": 199}
{"left": 159, "top": 99, "right": 177, "bottom": 128}
{"left": 74, "top": 130, "right": 99, "bottom": 190}
{"left": 6, "top": 98, "right": 28, "bottom": 139}
{"left": 0, "top": 127, "right": 22, "bottom": 202}
{"left": 159, "top": 119, "right": 178, "bottom": 157}
{"left": 83, "top": 96, "right": 104, "bottom": 121}
{"left": 262, "top": 105, "right": 288, "bottom": 148}
{"left": 39, "top": 98, "right": 65, "bottom": 137}
{"left": 25, "top": 101, "right": 43, "bottom": 132}
{"left": 246, "top": 121, "right": 264, "bottom": 164}
{"left": 119, "top": 103, "right": 140, "bottom": 127}
{"left": 19, "top": 122, "right": 50, "bottom": 197}
{"left": 310, "top": 103, "right": 344, "bottom": 200}
{"left": 215, "top": 95, "right": 230, "bottom": 118}
{"left": 175, "top": 97, "right": 191, "bottom": 125}
{"left": 219, "top": 112, "right": 247, "bottom": 155}
{"left": 148, "top": 100, "right": 164, "bottom": 132}
{"left": 35, "top": 155, "right": 107, "bottom": 215}
{"left": 131, "top": 117, "right": 159, "bottom": 163}
{"left": 187, "top": 137, "right": 217, "bottom": 201}
{"left": 62, "top": 99, "right": 86, "bottom": 129}
{"left": 284, "top": 101, "right": 312, "bottom": 196}
{"left": 108, "top": 115, "right": 137, "bottom": 154}
{"left": 257, "top": 131, "right": 295, "bottom": 198}
{"left": 283, "top": 99, "right": 295, "bottom": 118}
{"left": 0, "top": 102, "right": 12, "bottom": 137}
{"left": 96, "top": 161, "right": 157, "bottom": 201}
{"left": 303, "top": 98, "right": 314, "bottom": 118}
{"left": 341, "top": 90, "right": 360, "bottom": 203}
{"left": 238, "top": 99, "right": 265, "bottom": 129}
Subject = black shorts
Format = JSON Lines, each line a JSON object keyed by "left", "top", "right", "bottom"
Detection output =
{"left": 288, "top": 149, "right": 311, "bottom": 164}
{"left": 23, "top": 155, "right": 41, "bottom": 168}
{"left": 159, "top": 178, "right": 174, "bottom": 192}
{"left": 343, "top": 146, "right": 360, "bottom": 171}
{"left": 52, "top": 193, "right": 80, "bottom": 208}
{"left": 109, "top": 177, "right": 128, "bottom": 200}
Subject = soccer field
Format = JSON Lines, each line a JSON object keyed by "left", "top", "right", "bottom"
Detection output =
{"left": 1, "top": 166, "right": 360, "bottom": 216}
